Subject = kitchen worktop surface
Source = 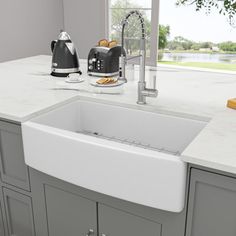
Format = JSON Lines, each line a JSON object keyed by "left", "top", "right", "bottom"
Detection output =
{"left": 1, "top": 55, "right": 236, "bottom": 174}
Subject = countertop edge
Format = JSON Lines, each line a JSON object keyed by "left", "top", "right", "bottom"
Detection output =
{"left": 181, "top": 155, "right": 236, "bottom": 175}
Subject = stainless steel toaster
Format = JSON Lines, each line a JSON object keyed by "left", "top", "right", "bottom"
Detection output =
{"left": 87, "top": 46, "right": 125, "bottom": 77}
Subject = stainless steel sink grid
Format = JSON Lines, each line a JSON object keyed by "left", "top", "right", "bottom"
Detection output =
{"left": 77, "top": 130, "right": 180, "bottom": 156}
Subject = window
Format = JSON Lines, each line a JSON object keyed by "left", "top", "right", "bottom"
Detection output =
{"left": 158, "top": 0, "right": 236, "bottom": 72}
{"left": 107, "top": 0, "right": 159, "bottom": 66}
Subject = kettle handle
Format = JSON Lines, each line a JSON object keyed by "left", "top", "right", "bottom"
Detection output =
{"left": 51, "top": 40, "right": 57, "bottom": 53}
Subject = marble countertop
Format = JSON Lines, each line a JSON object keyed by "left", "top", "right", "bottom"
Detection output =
{"left": 1, "top": 55, "right": 236, "bottom": 174}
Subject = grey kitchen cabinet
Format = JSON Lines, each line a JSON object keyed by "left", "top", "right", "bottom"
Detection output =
{"left": 0, "top": 121, "right": 30, "bottom": 191}
{"left": 3, "top": 187, "right": 35, "bottom": 236}
{"left": 43, "top": 185, "right": 97, "bottom": 236}
{"left": 186, "top": 168, "right": 236, "bottom": 236}
{"left": 30, "top": 169, "right": 98, "bottom": 236}
{"left": 30, "top": 168, "right": 186, "bottom": 236}
{"left": 98, "top": 204, "right": 162, "bottom": 236}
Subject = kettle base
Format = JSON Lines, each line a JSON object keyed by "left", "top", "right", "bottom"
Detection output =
{"left": 51, "top": 70, "right": 82, "bottom": 78}
{"left": 51, "top": 72, "right": 70, "bottom": 77}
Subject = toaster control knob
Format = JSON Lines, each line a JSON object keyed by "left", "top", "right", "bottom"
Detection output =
{"left": 92, "top": 58, "right": 97, "bottom": 63}
{"left": 89, "top": 65, "right": 93, "bottom": 70}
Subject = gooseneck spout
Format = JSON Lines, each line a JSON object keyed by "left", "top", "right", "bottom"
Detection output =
{"left": 121, "top": 10, "right": 146, "bottom": 49}
{"left": 118, "top": 10, "right": 158, "bottom": 105}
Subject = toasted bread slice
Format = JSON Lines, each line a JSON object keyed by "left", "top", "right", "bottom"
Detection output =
{"left": 96, "top": 77, "right": 117, "bottom": 85}
{"left": 108, "top": 40, "right": 118, "bottom": 48}
{"left": 98, "top": 39, "right": 109, "bottom": 47}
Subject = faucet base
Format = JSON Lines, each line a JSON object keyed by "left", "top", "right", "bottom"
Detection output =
{"left": 137, "top": 101, "right": 147, "bottom": 105}
{"left": 137, "top": 101, "right": 146, "bottom": 105}
{"left": 118, "top": 77, "right": 128, "bottom": 83}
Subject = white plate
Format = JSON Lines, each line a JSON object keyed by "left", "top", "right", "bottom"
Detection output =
{"left": 65, "top": 73, "right": 84, "bottom": 83}
{"left": 90, "top": 79, "right": 125, "bottom": 88}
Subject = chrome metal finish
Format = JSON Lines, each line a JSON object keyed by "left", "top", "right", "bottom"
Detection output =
{"left": 93, "top": 46, "right": 110, "bottom": 51}
{"left": 88, "top": 71, "right": 119, "bottom": 77}
{"left": 126, "top": 55, "right": 142, "bottom": 61}
{"left": 65, "top": 42, "right": 76, "bottom": 55}
{"left": 86, "top": 229, "right": 94, "bottom": 236}
{"left": 58, "top": 31, "right": 71, "bottom": 41}
{"left": 118, "top": 54, "right": 127, "bottom": 83}
{"left": 76, "top": 130, "right": 180, "bottom": 156}
{"left": 137, "top": 75, "right": 158, "bottom": 104}
{"left": 51, "top": 68, "right": 79, "bottom": 73}
{"left": 118, "top": 10, "right": 158, "bottom": 105}
{"left": 153, "top": 75, "right": 157, "bottom": 89}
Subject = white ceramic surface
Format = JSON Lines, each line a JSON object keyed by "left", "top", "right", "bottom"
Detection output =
{"left": 22, "top": 100, "right": 206, "bottom": 212}
{"left": 1, "top": 55, "right": 236, "bottom": 176}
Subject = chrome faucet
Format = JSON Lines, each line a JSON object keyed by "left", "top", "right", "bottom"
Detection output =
{"left": 118, "top": 10, "right": 158, "bottom": 105}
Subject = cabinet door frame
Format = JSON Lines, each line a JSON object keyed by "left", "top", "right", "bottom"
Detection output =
{"left": 30, "top": 167, "right": 188, "bottom": 236}
{"left": 98, "top": 203, "right": 162, "bottom": 236}
{"left": 30, "top": 168, "right": 98, "bottom": 236}
{"left": 0, "top": 121, "right": 30, "bottom": 191}
{"left": 3, "top": 187, "right": 35, "bottom": 236}
{"left": 0, "top": 186, "right": 6, "bottom": 236}
{"left": 186, "top": 167, "right": 236, "bottom": 236}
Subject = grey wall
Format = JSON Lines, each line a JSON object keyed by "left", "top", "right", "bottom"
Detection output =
{"left": 63, "top": 0, "right": 106, "bottom": 59}
{"left": 0, "top": 0, "right": 106, "bottom": 62}
{"left": 0, "top": 0, "right": 64, "bottom": 62}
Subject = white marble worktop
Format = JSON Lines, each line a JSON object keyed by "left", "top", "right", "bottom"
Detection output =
{"left": 182, "top": 108, "right": 236, "bottom": 174}
{"left": 1, "top": 55, "right": 236, "bottom": 174}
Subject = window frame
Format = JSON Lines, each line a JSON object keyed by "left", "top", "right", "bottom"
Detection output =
{"left": 105, "top": 0, "right": 160, "bottom": 66}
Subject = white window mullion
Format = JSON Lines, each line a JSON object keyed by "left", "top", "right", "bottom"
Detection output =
{"left": 105, "top": 0, "right": 110, "bottom": 39}
{"left": 148, "top": 0, "right": 160, "bottom": 66}
{"left": 107, "top": 0, "right": 160, "bottom": 66}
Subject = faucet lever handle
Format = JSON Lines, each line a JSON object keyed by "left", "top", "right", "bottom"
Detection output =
{"left": 153, "top": 75, "right": 157, "bottom": 89}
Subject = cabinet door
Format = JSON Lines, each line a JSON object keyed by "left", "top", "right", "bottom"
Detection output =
{"left": 186, "top": 168, "right": 236, "bottom": 236}
{"left": 44, "top": 185, "right": 97, "bottom": 236}
{"left": 3, "top": 188, "right": 35, "bottom": 236}
{"left": 98, "top": 204, "right": 162, "bottom": 236}
{"left": 31, "top": 168, "right": 98, "bottom": 236}
{"left": 0, "top": 121, "right": 30, "bottom": 191}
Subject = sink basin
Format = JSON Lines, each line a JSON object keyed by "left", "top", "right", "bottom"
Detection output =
{"left": 22, "top": 100, "right": 206, "bottom": 212}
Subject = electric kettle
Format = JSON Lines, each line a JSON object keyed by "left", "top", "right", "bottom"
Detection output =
{"left": 51, "top": 31, "right": 81, "bottom": 77}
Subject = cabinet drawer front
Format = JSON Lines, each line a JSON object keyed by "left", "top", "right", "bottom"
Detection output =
{"left": 98, "top": 204, "right": 162, "bottom": 236}
{"left": 3, "top": 188, "right": 35, "bottom": 236}
{"left": 0, "top": 121, "right": 30, "bottom": 191}
{"left": 44, "top": 185, "right": 97, "bottom": 236}
{"left": 187, "top": 168, "right": 236, "bottom": 236}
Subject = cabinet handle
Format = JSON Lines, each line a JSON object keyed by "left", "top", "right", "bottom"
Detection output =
{"left": 86, "top": 229, "right": 94, "bottom": 236}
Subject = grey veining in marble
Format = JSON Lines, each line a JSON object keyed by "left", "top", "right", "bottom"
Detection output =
{"left": 1, "top": 55, "right": 236, "bottom": 174}
{"left": 0, "top": 55, "right": 236, "bottom": 122}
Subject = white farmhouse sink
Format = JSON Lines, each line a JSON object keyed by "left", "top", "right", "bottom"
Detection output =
{"left": 22, "top": 100, "right": 206, "bottom": 212}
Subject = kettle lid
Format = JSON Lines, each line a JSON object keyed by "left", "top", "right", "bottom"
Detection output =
{"left": 58, "top": 30, "right": 71, "bottom": 40}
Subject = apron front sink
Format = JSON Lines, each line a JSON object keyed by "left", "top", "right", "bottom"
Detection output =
{"left": 22, "top": 100, "right": 206, "bottom": 212}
